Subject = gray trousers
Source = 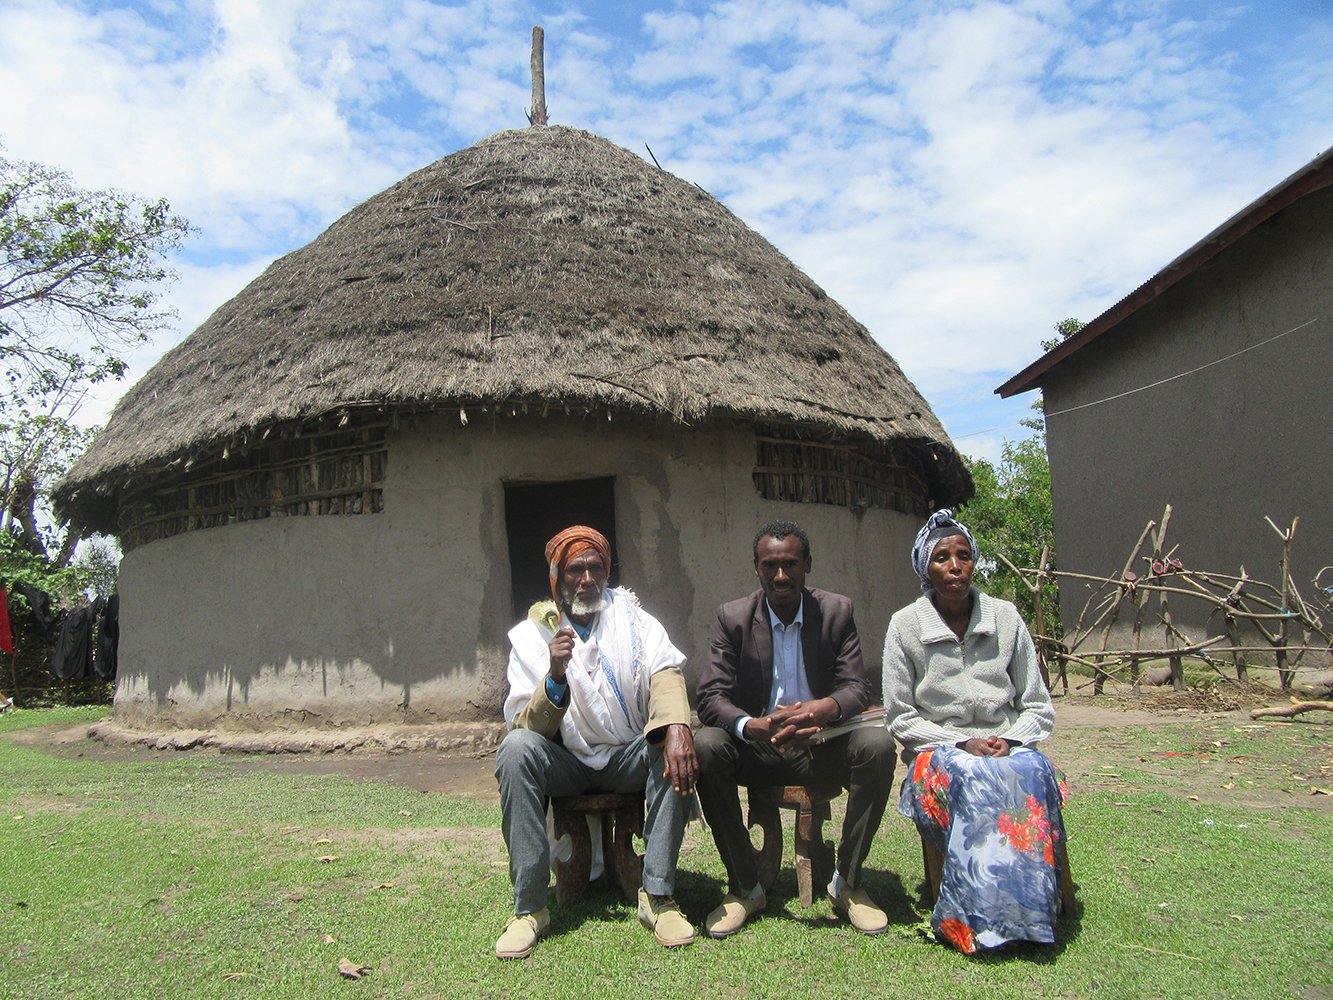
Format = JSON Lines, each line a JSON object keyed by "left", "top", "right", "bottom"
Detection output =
{"left": 694, "top": 725, "right": 896, "bottom": 896}
{"left": 494, "top": 727, "right": 688, "bottom": 915}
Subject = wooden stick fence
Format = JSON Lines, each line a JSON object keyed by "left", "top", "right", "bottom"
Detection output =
{"left": 999, "top": 505, "right": 1331, "bottom": 694}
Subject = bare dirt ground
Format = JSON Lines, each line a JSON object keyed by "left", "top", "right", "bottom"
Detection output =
{"left": 7, "top": 681, "right": 1333, "bottom": 814}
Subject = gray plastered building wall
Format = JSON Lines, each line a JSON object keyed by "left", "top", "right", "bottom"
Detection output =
{"left": 113, "top": 417, "right": 924, "bottom": 729}
{"left": 1039, "top": 184, "right": 1332, "bottom": 640}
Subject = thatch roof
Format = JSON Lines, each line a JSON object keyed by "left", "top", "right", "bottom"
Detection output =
{"left": 56, "top": 126, "right": 970, "bottom": 532}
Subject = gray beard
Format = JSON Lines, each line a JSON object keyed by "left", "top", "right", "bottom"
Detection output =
{"left": 564, "top": 587, "right": 608, "bottom": 618}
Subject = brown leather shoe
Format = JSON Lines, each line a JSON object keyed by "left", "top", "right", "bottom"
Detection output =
{"left": 704, "top": 890, "right": 766, "bottom": 938}
{"left": 494, "top": 908, "right": 550, "bottom": 959}
{"left": 829, "top": 885, "right": 889, "bottom": 935}
{"left": 638, "top": 890, "right": 695, "bottom": 947}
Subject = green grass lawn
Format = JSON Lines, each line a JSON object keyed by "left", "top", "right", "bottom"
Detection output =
{"left": 2, "top": 706, "right": 1330, "bottom": 999}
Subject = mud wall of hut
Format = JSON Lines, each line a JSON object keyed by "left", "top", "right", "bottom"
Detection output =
{"left": 113, "top": 415, "right": 925, "bottom": 729}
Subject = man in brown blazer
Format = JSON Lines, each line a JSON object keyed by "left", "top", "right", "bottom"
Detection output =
{"left": 695, "top": 520, "right": 896, "bottom": 937}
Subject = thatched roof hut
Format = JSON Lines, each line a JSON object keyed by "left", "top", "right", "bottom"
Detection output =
{"left": 58, "top": 125, "right": 971, "bottom": 732}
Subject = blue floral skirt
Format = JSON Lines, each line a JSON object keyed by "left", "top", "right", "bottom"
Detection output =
{"left": 899, "top": 745, "right": 1068, "bottom": 953}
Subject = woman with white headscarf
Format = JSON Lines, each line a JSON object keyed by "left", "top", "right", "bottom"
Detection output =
{"left": 883, "top": 510, "right": 1071, "bottom": 953}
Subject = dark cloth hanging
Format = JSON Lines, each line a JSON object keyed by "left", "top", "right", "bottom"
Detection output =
{"left": 49, "top": 600, "right": 102, "bottom": 681}
{"left": 12, "top": 582, "right": 60, "bottom": 641}
{"left": 0, "top": 587, "right": 12, "bottom": 655}
{"left": 93, "top": 594, "right": 119, "bottom": 681}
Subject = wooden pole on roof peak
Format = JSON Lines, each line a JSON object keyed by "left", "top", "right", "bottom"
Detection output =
{"left": 528, "top": 27, "right": 547, "bottom": 126}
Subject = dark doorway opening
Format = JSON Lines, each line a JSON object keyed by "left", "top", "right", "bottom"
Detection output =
{"left": 504, "top": 477, "right": 618, "bottom": 622}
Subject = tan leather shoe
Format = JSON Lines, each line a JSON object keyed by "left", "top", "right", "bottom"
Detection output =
{"left": 637, "top": 890, "right": 695, "bottom": 947}
{"left": 703, "top": 890, "right": 766, "bottom": 938}
{"left": 829, "top": 885, "right": 889, "bottom": 935}
{"left": 494, "top": 908, "right": 550, "bottom": 959}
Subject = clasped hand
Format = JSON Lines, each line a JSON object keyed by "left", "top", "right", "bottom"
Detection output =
{"left": 744, "top": 698, "right": 839, "bottom": 751}
{"left": 960, "top": 735, "right": 1011, "bottom": 757}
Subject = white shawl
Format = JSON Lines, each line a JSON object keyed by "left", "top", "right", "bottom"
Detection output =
{"left": 504, "top": 588, "right": 685, "bottom": 769}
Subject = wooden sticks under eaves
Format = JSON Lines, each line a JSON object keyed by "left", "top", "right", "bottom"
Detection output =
{"left": 117, "top": 421, "right": 387, "bottom": 552}
{"left": 752, "top": 432, "right": 930, "bottom": 517}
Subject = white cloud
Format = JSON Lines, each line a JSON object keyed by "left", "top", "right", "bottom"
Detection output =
{"left": 602, "top": 0, "right": 1331, "bottom": 391}
{"left": 0, "top": 0, "right": 549, "bottom": 252}
{"left": 2, "top": 0, "right": 1330, "bottom": 455}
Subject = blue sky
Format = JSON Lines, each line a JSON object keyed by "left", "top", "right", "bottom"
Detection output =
{"left": 3, "top": 0, "right": 1331, "bottom": 462}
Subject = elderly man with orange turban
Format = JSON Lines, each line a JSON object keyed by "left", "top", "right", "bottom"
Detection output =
{"left": 494, "top": 526, "right": 697, "bottom": 959}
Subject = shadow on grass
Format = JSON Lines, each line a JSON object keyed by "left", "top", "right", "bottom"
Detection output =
{"left": 540, "top": 865, "right": 931, "bottom": 938}
{"left": 925, "top": 895, "right": 1084, "bottom": 965}
{"left": 543, "top": 867, "right": 731, "bottom": 938}
{"left": 969, "top": 906, "right": 1084, "bottom": 965}
{"left": 872, "top": 847, "right": 1086, "bottom": 964}
{"left": 545, "top": 864, "right": 938, "bottom": 937}
{"left": 864, "top": 867, "right": 923, "bottom": 927}
{"left": 520, "top": 857, "right": 1084, "bottom": 957}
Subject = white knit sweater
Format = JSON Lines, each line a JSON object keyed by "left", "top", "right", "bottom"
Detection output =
{"left": 882, "top": 588, "right": 1054, "bottom": 760}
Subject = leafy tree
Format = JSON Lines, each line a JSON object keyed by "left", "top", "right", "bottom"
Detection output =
{"left": 961, "top": 435, "right": 1060, "bottom": 637}
{"left": 0, "top": 529, "right": 80, "bottom": 604}
{"left": 961, "top": 315, "right": 1083, "bottom": 637}
{"left": 0, "top": 146, "right": 189, "bottom": 595}
{"left": 1, "top": 152, "right": 190, "bottom": 397}
{"left": 73, "top": 535, "right": 120, "bottom": 600}
{"left": 0, "top": 377, "right": 95, "bottom": 565}
{"left": 1042, "top": 316, "right": 1086, "bottom": 353}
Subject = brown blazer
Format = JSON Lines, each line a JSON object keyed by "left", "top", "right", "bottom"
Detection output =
{"left": 696, "top": 587, "right": 871, "bottom": 733}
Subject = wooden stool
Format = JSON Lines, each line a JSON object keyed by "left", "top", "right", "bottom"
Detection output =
{"left": 746, "top": 785, "right": 838, "bottom": 907}
{"left": 551, "top": 792, "right": 644, "bottom": 906}
{"left": 920, "top": 833, "right": 1077, "bottom": 914}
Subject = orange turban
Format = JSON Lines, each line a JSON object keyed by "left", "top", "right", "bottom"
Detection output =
{"left": 545, "top": 526, "right": 611, "bottom": 600}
